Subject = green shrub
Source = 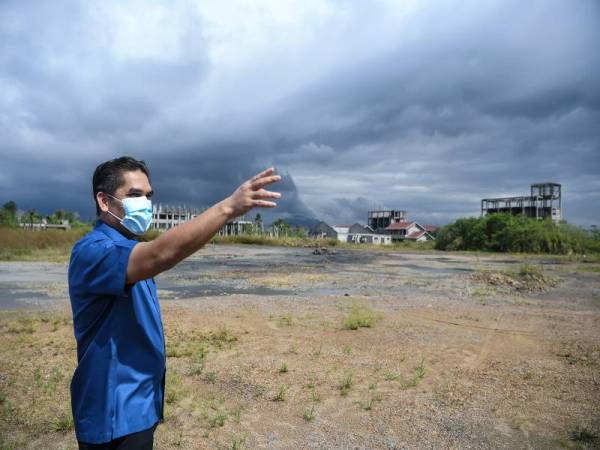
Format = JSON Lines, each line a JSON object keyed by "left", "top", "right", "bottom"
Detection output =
{"left": 435, "top": 214, "right": 595, "bottom": 254}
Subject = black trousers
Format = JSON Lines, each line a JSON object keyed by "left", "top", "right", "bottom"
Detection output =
{"left": 77, "top": 424, "right": 157, "bottom": 450}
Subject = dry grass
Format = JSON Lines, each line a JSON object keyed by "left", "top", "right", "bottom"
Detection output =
{"left": 0, "top": 227, "right": 90, "bottom": 262}
{"left": 0, "top": 292, "right": 599, "bottom": 448}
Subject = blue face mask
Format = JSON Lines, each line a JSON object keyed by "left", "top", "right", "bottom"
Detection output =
{"left": 106, "top": 194, "right": 153, "bottom": 235}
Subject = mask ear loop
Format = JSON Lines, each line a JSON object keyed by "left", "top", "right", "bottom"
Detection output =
{"left": 103, "top": 193, "right": 124, "bottom": 223}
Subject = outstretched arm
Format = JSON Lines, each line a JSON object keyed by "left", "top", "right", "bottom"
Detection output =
{"left": 126, "top": 168, "right": 281, "bottom": 284}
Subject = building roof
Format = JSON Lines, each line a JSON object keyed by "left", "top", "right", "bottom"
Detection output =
{"left": 406, "top": 230, "right": 426, "bottom": 240}
{"left": 423, "top": 225, "right": 438, "bottom": 232}
{"left": 333, "top": 224, "right": 352, "bottom": 228}
{"left": 385, "top": 221, "right": 415, "bottom": 231}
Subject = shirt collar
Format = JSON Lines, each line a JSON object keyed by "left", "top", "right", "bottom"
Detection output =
{"left": 95, "top": 219, "right": 133, "bottom": 242}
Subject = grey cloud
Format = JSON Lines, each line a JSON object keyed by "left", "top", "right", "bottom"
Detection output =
{"left": 0, "top": 0, "right": 599, "bottom": 227}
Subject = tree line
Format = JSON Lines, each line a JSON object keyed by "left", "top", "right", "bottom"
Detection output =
{"left": 435, "top": 213, "right": 599, "bottom": 254}
{"left": 0, "top": 201, "right": 87, "bottom": 228}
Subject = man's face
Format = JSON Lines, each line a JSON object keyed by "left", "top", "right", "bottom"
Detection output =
{"left": 99, "top": 169, "right": 153, "bottom": 236}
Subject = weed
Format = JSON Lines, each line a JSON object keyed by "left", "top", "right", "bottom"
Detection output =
{"left": 287, "top": 343, "right": 299, "bottom": 354}
{"left": 232, "top": 405, "right": 243, "bottom": 423}
{"left": 228, "top": 437, "right": 246, "bottom": 450}
{"left": 303, "top": 404, "right": 316, "bottom": 422}
{"left": 273, "top": 384, "right": 288, "bottom": 402}
{"left": 338, "top": 372, "right": 354, "bottom": 397}
{"left": 414, "top": 357, "right": 426, "bottom": 379}
{"left": 278, "top": 362, "right": 289, "bottom": 374}
{"left": 189, "top": 344, "right": 208, "bottom": 375}
{"left": 384, "top": 372, "right": 400, "bottom": 381}
{"left": 342, "top": 345, "right": 352, "bottom": 355}
{"left": 310, "top": 390, "right": 321, "bottom": 403}
{"left": 208, "top": 411, "right": 228, "bottom": 428}
{"left": 206, "top": 371, "right": 218, "bottom": 383}
{"left": 209, "top": 328, "right": 238, "bottom": 350}
{"left": 165, "top": 372, "right": 186, "bottom": 404}
{"left": 399, "top": 358, "right": 426, "bottom": 389}
{"left": 7, "top": 318, "right": 36, "bottom": 334}
{"left": 52, "top": 414, "right": 74, "bottom": 432}
{"left": 357, "top": 392, "right": 383, "bottom": 411}
{"left": 342, "top": 303, "right": 380, "bottom": 330}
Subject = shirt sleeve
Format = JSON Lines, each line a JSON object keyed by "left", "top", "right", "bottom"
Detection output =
{"left": 69, "top": 238, "right": 138, "bottom": 297}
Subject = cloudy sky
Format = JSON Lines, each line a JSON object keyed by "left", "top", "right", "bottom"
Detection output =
{"left": 1, "top": 0, "right": 599, "bottom": 227}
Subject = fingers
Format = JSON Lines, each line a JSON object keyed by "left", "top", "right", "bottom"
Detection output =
{"left": 253, "top": 200, "right": 277, "bottom": 208}
{"left": 252, "top": 189, "right": 281, "bottom": 200}
{"left": 250, "top": 167, "right": 274, "bottom": 182}
{"left": 250, "top": 175, "right": 281, "bottom": 191}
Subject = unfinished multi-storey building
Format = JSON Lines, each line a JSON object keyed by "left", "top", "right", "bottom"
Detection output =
{"left": 367, "top": 209, "right": 407, "bottom": 234}
{"left": 481, "top": 182, "right": 562, "bottom": 223}
{"left": 152, "top": 203, "right": 259, "bottom": 235}
{"left": 152, "top": 204, "right": 201, "bottom": 230}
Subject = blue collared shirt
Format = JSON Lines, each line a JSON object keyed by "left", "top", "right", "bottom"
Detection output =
{"left": 68, "top": 220, "right": 165, "bottom": 444}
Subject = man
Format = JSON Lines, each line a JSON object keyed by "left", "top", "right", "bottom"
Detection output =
{"left": 68, "top": 156, "right": 281, "bottom": 449}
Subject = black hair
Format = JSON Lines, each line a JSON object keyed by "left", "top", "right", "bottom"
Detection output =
{"left": 92, "top": 156, "right": 151, "bottom": 215}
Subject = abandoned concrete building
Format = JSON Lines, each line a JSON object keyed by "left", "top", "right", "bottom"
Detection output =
{"left": 368, "top": 209, "right": 407, "bottom": 234}
{"left": 152, "top": 203, "right": 257, "bottom": 235}
{"left": 481, "top": 182, "right": 562, "bottom": 223}
{"left": 152, "top": 204, "right": 201, "bottom": 230}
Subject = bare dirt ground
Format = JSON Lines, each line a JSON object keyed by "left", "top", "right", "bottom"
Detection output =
{"left": 1, "top": 244, "right": 599, "bottom": 449}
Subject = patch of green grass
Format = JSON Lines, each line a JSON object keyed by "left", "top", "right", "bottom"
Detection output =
{"left": 357, "top": 390, "right": 383, "bottom": 411}
{"left": 273, "top": 384, "right": 288, "bottom": 402}
{"left": 208, "top": 411, "right": 228, "bottom": 429}
{"left": 7, "top": 317, "right": 37, "bottom": 334}
{"left": 310, "top": 390, "right": 321, "bottom": 403}
{"left": 209, "top": 328, "right": 238, "bottom": 350}
{"left": 383, "top": 371, "right": 400, "bottom": 381}
{"left": 400, "top": 358, "right": 426, "bottom": 389}
{"left": 342, "top": 303, "right": 380, "bottom": 330}
{"left": 52, "top": 413, "right": 74, "bottom": 432}
{"left": 165, "top": 371, "right": 186, "bottom": 404}
{"left": 228, "top": 437, "right": 246, "bottom": 450}
{"left": 166, "top": 342, "right": 194, "bottom": 358}
{"left": 338, "top": 372, "right": 354, "bottom": 397}
{"left": 303, "top": 404, "right": 316, "bottom": 422}
{"left": 188, "top": 345, "right": 208, "bottom": 375}
{"left": 576, "top": 265, "right": 600, "bottom": 273}
{"left": 206, "top": 371, "right": 218, "bottom": 384}
{"left": 342, "top": 345, "right": 352, "bottom": 355}
{"left": 278, "top": 362, "right": 288, "bottom": 374}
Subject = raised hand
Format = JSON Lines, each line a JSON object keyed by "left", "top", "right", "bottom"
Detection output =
{"left": 221, "top": 168, "right": 282, "bottom": 219}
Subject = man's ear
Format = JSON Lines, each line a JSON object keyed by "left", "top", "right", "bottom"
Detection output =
{"left": 96, "top": 192, "right": 110, "bottom": 213}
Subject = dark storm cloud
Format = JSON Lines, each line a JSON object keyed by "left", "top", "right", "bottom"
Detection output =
{"left": 0, "top": 0, "right": 599, "bottom": 226}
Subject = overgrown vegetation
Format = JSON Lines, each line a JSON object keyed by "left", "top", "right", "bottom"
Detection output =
{"left": 435, "top": 214, "right": 599, "bottom": 254}
{"left": 0, "top": 227, "right": 91, "bottom": 261}
{"left": 342, "top": 303, "right": 380, "bottom": 330}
